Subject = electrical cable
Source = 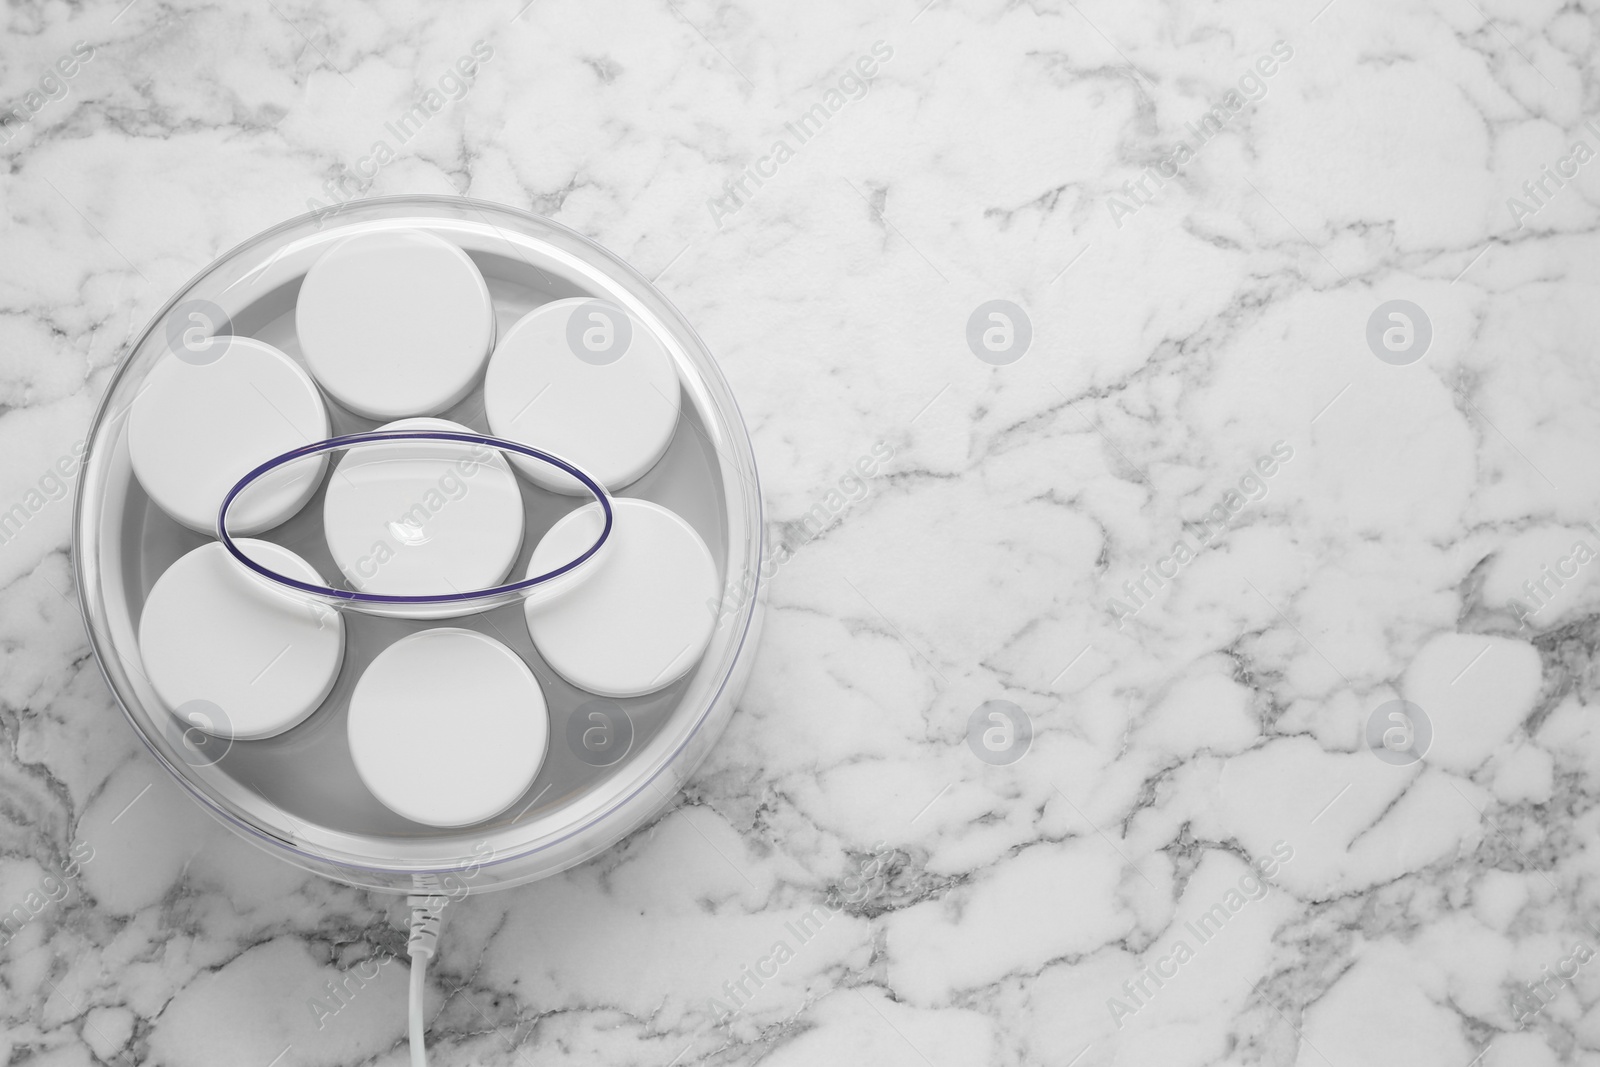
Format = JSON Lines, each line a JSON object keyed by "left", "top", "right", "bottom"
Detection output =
{"left": 406, "top": 878, "right": 447, "bottom": 1067}
{"left": 409, "top": 954, "right": 428, "bottom": 1067}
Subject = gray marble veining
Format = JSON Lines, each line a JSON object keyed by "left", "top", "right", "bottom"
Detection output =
{"left": 1, "top": 1, "right": 1598, "bottom": 1064}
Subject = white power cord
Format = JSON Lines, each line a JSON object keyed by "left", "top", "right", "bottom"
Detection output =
{"left": 409, "top": 955, "right": 429, "bottom": 1067}
{"left": 406, "top": 878, "right": 448, "bottom": 1067}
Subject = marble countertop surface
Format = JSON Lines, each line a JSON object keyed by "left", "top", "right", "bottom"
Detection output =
{"left": 4, "top": 0, "right": 1600, "bottom": 1064}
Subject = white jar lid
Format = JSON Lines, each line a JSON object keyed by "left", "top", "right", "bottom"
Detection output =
{"left": 296, "top": 230, "right": 495, "bottom": 420}
{"left": 128, "top": 337, "right": 329, "bottom": 535}
{"left": 138, "top": 540, "right": 345, "bottom": 740}
{"left": 321, "top": 417, "right": 524, "bottom": 617}
{"left": 347, "top": 628, "right": 549, "bottom": 827}
{"left": 484, "top": 298, "right": 680, "bottom": 494}
{"left": 524, "top": 498, "right": 718, "bottom": 697}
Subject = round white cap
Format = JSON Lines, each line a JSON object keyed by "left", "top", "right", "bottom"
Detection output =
{"left": 347, "top": 628, "right": 549, "bottom": 827}
{"left": 484, "top": 298, "right": 680, "bottom": 494}
{"left": 138, "top": 540, "right": 345, "bottom": 740}
{"left": 128, "top": 337, "right": 329, "bottom": 535}
{"left": 524, "top": 498, "right": 718, "bottom": 697}
{"left": 296, "top": 230, "right": 495, "bottom": 420}
{"left": 321, "top": 417, "right": 525, "bottom": 617}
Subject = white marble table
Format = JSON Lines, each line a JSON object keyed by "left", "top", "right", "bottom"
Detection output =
{"left": 2, "top": 1, "right": 1598, "bottom": 1064}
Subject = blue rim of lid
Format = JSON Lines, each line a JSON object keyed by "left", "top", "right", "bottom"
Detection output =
{"left": 217, "top": 429, "right": 613, "bottom": 605}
